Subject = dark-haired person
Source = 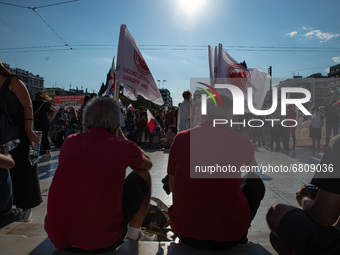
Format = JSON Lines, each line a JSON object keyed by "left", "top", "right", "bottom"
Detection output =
{"left": 0, "top": 61, "right": 41, "bottom": 222}
{"left": 177, "top": 90, "right": 192, "bottom": 132}
{"left": 78, "top": 95, "right": 91, "bottom": 132}
{"left": 324, "top": 95, "right": 339, "bottom": 147}
{"left": 309, "top": 106, "right": 324, "bottom": 152}
{"left": 33, "top": 91, "right": 58, "bottom": 157}
{"left": 45, "top": 97, "right": 157, "bottom": 253}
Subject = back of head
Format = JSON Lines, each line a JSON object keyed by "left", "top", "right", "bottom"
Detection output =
{"left": 84, "top": 95, "right": 91, "bottom": 104}
{"left": 83, "top": 97, "right": 120, "bottom": 133}
{"left": 182, "top": 90, "right": 192, "bottom": 100}
{"left": 204, "top": 95, "right": 233, "bottom": 120}
{"left": 35, "top": 90, "right": 51, "bottom": 102}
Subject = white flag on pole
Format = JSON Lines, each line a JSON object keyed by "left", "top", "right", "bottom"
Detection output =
{"left": 116, "top": 24, "right": 164, "bottom": 105}
{"left": 102, "top": 57, "right": 116, "bottom": 97}
{"left": 216, "top": 44, "right": 270, "bottom": 110}
{"left": 208, "top": 45, "right": 218, "bottom": 86}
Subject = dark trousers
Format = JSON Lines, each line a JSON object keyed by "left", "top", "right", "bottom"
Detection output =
{"left": 177, "top": 173, "right": 265, "bottom": 250}
{"left": 287, "top": 129, "right": 296, "bottom": 149}
{"left": 0, "top": 170, "right": 12, "bottom": 216}
{"left": 326, "top": 122, "right": 339, "bottom": 146}
{"left": 270, "top": 125, "right": 281, "bottom": 149}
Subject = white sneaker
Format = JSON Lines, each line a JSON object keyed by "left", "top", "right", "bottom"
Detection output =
{"left": 17, "top": 209, "right": 32, "bottom": 222}
{"left": 137, "top": 228, "right": 158, "bottom": 241}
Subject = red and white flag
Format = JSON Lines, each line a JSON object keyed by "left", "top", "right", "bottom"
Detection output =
{"left": 127, "top": 103, "right": 134, "bottom": 111}
{"left": 118, "top": 99, "right": 126, "bottom": 111}
{"left": 102, "top": 57, "right": 116, "bottom": 97}
{"left": 116, "top": 24, "right": 164, "bottom": 105}
{"left": 147, "top": 109, "right": 161, "bottom": 133}
{"left": 216, "top": 44, "right": 270, "bottom": 110}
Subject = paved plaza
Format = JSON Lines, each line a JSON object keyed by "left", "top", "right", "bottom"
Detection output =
{"left": 0, "top": 145, "right": 323, "bottom": 255}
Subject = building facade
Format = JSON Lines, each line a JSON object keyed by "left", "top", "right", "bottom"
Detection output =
{"left": 329, "top": 64, "right": 340, "bottom": 96}
{"left": 3, "top": 63, "right": 44, "bottom": 95}
{"left": 159, "top": 88, "right": 173, "bottom": 107}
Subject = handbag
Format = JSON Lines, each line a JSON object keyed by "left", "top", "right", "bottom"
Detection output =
{"left": 142, "top": 197, "right": 170, "bottom": 229}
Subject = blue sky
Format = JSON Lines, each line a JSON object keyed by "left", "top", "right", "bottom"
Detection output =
{"left": 1, "top": 0, "right": 340, "bottom": 106}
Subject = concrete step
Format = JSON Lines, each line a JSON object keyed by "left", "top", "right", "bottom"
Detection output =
{"left": 0, "top": 230, "right": 276, "bottom": 255}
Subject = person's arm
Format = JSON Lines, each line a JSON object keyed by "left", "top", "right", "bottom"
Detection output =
{"left": 48, "top": 105, "right": 58, "bottom": 122}
{"left": 118, "top": 127, "right": 153, "bottom": 170}
{"left": 8, "top": 77, "right": 40, "bottom": 147}
{"left": 0, "top": 146, "right": 15, "bottom": 169}
{"left": 169, "top": 174, "right": 175, "bottom": 192}
{"left": 296, "top": 185, "right": 340, "bottom": 227}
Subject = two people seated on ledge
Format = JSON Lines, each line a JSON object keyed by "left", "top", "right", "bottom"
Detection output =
{"left": 267, "top": 134, "right": 340, "bottom": 255}
{"left": 167, "top": 95, "right": 265, "bottom": 250}
{"left": 45, "top": 95, "right": 266, "bottom": 252}
{"left": 45, "top": 97, "right": 157, "bottom": 253}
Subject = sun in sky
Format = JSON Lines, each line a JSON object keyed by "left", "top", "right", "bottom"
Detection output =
{"left": 176, "top": 0, "right": 206, "bottom": 17}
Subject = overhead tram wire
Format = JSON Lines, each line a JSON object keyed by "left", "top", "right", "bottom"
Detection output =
{"left": 0, "top": 0, "right": 79, "bottom": 9}
{"left": 30, "top": 0, "right": 80, "bottom": 10}
{"left": 0, "top": 0, "right": 104, "bottom": 69}
{"left": 1, "top": 44, "right": 340, "bottom": 53}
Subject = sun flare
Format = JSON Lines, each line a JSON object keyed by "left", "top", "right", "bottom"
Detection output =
{"left": 177, "top": 0, "right": 206, "bottom": 17}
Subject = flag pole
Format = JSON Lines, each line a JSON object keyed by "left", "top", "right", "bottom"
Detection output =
{"left": 113, "top": 80, "right": 120, "bottom": 102}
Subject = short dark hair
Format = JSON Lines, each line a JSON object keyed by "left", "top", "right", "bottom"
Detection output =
{"left": 182, "top": 90, "right": 191, "bottom": 100}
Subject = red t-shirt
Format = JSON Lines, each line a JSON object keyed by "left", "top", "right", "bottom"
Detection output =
{"left": 44, "top": 127, "right": 144, "bottom": 250}
{"left": 167, "top": 123, "right": 254, "bottom": 242}
{"left": 286, "top": 110, "right": 297, "bottom": 130}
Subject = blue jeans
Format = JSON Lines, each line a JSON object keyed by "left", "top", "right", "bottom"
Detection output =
{"left": 0, "top": 169, "right": 13, "bottom": 216}
{"left": 326, "top": 122, "right": 339, "bottom": 146}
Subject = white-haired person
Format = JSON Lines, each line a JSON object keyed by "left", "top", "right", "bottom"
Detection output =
{"left": 45, "top": 97, "right": 156, "bottom": 253}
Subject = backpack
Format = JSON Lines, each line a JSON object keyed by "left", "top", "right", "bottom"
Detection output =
{"left": 0, "top": 75, "right": 20, "bottom": 144}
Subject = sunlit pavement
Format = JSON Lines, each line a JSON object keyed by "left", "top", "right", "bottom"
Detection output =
{"left": 0, "top": 145, "right": 324, "bottom": 254}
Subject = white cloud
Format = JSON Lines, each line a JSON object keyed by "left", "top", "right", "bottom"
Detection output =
{"left": 302, "top": 26, "right": 307, "bottom": 30}
{"left": 287, "top": 31, "right": 298, "bottom": 37}
{"left": 333, "top": 56, "right": 340, "bottom": 63}
{"left": 303, "top": 30, "right": 340, "bottom": 42}
{"left": 325, "top": 67, "right": 330, "bottom": 73}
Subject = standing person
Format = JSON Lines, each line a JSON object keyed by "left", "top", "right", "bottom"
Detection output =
{"left": 324, "top": 95, "right": 339, "bottom": 147}
{"left": 191, "top": 91, "right": 203, "bottom": 128}
{"left": 33, "top": 91, "right": 58, "bottom": 158}
{"left": 177, "top": 90, "right": 191, "bottom": 132}
{"left": 77, "top": 95, "right": 91, "bottom": 132}
{"left": 286, "top": 105, "right": 297, "bottom": 151}
{"left": 67, "top": 107, "right": 78, "bottom": 130}
{"left": 45, "top": 97, "right": 156, "bottom": 253}
{"left": 0, "top": 61, "right": 41, "bottom": 221}
{"left": 270, "top": 108, "right": 282, "bottom": 151}
{"left": 309, "top": 106, "right": 324, "bottom": 152}
{"left": 165, "top": 107, "right": 175, "bottom": 130}
{"left": 0, "top": 143, "right": 24, "bottom": 227}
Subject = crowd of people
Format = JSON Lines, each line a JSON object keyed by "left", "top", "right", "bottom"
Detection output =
{"left": 1, "top": 58, "right": 340, "bottom": 254}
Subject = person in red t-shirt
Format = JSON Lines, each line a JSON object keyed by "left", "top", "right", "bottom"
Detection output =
{"left": 44, "top": 97, "right": 157, "bottom": 253}
{"left": 167, "top": 95, "right": 265, "bottom": 250}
